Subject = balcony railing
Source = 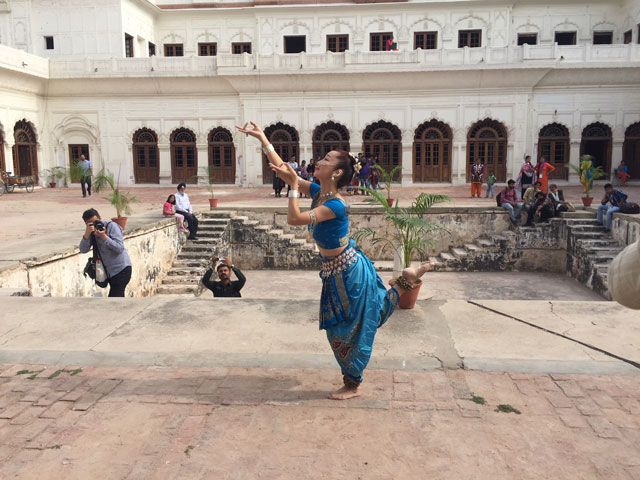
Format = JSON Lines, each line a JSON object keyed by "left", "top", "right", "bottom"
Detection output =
{"left": 41, "top": 43, "right": 640, "bottom": 78}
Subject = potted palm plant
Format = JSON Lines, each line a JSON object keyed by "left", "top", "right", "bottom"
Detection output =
{"left": 353, "top": 189, "right": 450, "bottom": 309}
{"left": 567, "top": 155, "right": 607, "bottom": 207}
{"left": 371, "top": 164, "right": 402, "bottom": 206}
{"left": 46, "top": 166, "right": 67, "bottom": 188}
{"left": 93, "top": 169, "right": 138, "bottom": 230}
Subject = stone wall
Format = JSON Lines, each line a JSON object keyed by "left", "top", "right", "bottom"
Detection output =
{"left": 0, "top": 219, "right": 186, "bottom": 297}
{"left": 231, "top": 206, "right": 512, "bottom": 261}
{"left": 611, "top": 214, "right": 640, "bottom": 247}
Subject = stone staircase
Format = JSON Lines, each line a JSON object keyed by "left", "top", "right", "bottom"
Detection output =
{"left": 157, "top": 212, "right": 320, "bottom": 296}
{"left": 156, "top": 213, "right": 232, "bottom": 295}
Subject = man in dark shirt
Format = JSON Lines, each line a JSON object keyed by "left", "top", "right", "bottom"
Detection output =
{"left": 598, "top": 183, "right": 628, "bottom": 231}
{"left": 201, "top": 260, "right": 246, "bottom": 297}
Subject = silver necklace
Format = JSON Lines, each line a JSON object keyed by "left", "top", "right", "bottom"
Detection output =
{"left": 319, "top": 191, "right": 336, "bottom": 200}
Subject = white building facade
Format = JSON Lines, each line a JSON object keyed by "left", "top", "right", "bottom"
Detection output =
{"left": 1, "top": 0, "right": 640, "bottom": 187}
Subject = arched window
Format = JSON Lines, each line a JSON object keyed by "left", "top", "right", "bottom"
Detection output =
{"left": 312, "top": 122, "right": 350, "bottom": 160}
{"left": 467, "top": 119, "right": 507, "bottom": 182}
{"left": 413, "top": 120, "right": 452, "bottom": 182}
{"left": 362, "top": 121, "right": 402, "bottom": 175}
{"left": 170, "top": 128, "right": 197, "bottom": 184}
{"left": 623, "top": 122, "right": 640, "bottom": 180}
{"left": 262, "top": 123, "right": 299, "bottom": 185}
{"left": 538, "top": 123, "right": 569, "bottom": 180}
{"left": 133, "top": 128, "right": 159, "bottom": 184}
{"left": 12, "top": 120, "right": 39, "bottom": 180}
{"left": 581, "top": 123, "right": 612, "bottom": 176}
{"left": 208, "top": 127, "right": 235, "bottom": 184}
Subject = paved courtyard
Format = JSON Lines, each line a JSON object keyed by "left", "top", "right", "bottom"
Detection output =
{"left": 0, "top": 183, "right": 639, "bottom": 479}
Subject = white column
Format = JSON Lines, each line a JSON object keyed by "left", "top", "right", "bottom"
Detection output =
{"left": 612, "top": 139, "right": 624, "bottom": 176}
{"left": 158, "top": 144, "right": 171, "bottom": 185}
{"left": 196, "top": 143, "right": 208, "bottom": 185}
{"left": 568, "top": 139, "right": 581, "bottom": 185}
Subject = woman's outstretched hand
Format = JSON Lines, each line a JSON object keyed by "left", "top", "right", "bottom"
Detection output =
{"left": 236, "top": 122, "right": 266, "bottom": 142}
{"left": 270, "top": 162, "right": 298, "bottom": 187}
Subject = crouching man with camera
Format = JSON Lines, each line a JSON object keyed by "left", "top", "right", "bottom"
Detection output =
{"left": 201, "top": 256, "right": 246, "bottom": 298}
{"left": 79, "top": 208, "right": 132, "bottom": 297}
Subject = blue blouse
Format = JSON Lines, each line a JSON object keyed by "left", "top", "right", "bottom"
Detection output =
{"left": 309, "top": 183, "right": 350, "bottom": 249}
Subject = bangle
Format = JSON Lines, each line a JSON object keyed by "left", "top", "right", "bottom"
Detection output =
{"left": 262, "top": 144, "right": 275, "bottom": 155}
{"left": 289, "top": 190, "right": 300, "bottom": 198}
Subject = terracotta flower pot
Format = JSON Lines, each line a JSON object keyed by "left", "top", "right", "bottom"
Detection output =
{"left": 388, "top": 278, "right": 423, "bottom": 309}
{"left": 209, "top": 198, "right": 219, "bottom": 208}
{"left": 386, "top": 198, "right": 395, "bottom": 207}
{"left": 581, "top": 196, "right": 594, "bottom": 207}
{"left": 49, "top": 182, "right": 56, "bottom": 188}
{"left": 111, "top": 217, "right": 127, "bottom": 230}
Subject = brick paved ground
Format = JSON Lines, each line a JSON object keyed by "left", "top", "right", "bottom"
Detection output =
{"left": 0, "top": 364, "right": 638, "bottom": 479}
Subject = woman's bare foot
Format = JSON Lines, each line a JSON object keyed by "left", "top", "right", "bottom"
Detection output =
{"left": 328, "top": 385, "right": 361, "bottom": 400}
{"left": 401, "top": 261, "right": 433, "bottom": 284}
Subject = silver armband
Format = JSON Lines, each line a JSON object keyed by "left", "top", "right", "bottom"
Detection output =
{"left": 262, "top": 143, "right": 275, "bottom": 154}
{"left": 308, "top": 210, "right": 317, "bottom": 226}
{"left": 289, "top": 190, "right": 300, "bottom": 198}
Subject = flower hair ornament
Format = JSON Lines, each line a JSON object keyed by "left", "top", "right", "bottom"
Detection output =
{"left": 349, "top": 152, "right": 362, "bottom": 174}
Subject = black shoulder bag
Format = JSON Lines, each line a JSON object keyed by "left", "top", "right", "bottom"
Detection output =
{"left": 83, "top": 235, "right": 110, "bottom": 288}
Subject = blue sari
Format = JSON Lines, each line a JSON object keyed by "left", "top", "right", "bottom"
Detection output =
{"left": 320, "top": 240, "right": 399, "bottom": 386}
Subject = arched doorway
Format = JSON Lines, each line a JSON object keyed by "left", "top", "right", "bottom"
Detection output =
{"left": 467, "top": 119, "right": 507, "bottom": 182}
{"left": 208, "top": 127, "right": 235, "bottom": 184}
{"left": 538, "top": 123, "right": 569, "bottom": 180}
{"left": 581, "top": 123, "right": 612, "bottom": 176}
{"left": 623, "top": 122, "right": 640, "bottom": 180}
{"left": 262, "top": 122, "right": 299, "bottom": 185}
{"left": 133, "top": 128, "right": 159, "bottom": 184}
{"left": 413, "top": 120, "right": 452, "bottom": 182}
{"left": 362, "top": 121, "right": 402, "bottom": 175}
{"left": 312, "top": 121, "right": 350, "bottom": 160}
{"left": 12, "top": 120, "right": 39, "bottom": 180}
{"left": 170, "top": 128, "right": 197, "bottom": 184}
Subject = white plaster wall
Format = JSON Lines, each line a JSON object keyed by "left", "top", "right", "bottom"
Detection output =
{"left": 123, "top": 0, "right": 157, "bottom": 58}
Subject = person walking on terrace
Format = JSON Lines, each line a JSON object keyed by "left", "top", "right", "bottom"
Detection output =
{"left": 597, "top": 183, "right": 627, "bottom": 231}
{"left": 470, "top": 158, "right": 484, "bottom": 198}
{"left": 499, "top": 179, "right": 523, "bottom": 225}
{"left": 237, "top": 121, "right": 433, "bottom": 401}
{"left": 175, "top": 183, "right": 198, "bottom": 240}
{"left": 78, "top": 154, "right": 92, "bottom": 198}
{"left": 535, "top": 156, "right": 556, "bottom": 194}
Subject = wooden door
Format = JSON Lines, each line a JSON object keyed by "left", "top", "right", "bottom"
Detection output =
{"left": 623, "top": 123, "right": 640, "bottom": 179}
{"left": 208, "top": 128, "right": 235, "bottom": 184}
{"left": 132, "top": 129, "right": 159, "bottom": 184}
{"left": 262, "top": 123, "right": 299, "bottom": 185}
{"left": 413, "top": 121, "right": 452, "bottom": 183}
{"left": 538, "top": 124, "right": 569, "bottom": 180}
{"left": 467, "top": 120, "right": 507, "bottom": 182}
{"left": 363, "top": 121, "right": 402, "bottom": 176}
{"left": 170, "top": 129, "right": 197, "bottom": 184}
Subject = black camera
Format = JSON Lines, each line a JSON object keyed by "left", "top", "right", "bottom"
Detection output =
{"left": 93, "top": 221, "right": 105, "bottom": 232}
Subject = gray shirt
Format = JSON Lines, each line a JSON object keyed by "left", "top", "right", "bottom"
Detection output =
{"left": 79, "top": 221, "right": 132, "bottom": 278}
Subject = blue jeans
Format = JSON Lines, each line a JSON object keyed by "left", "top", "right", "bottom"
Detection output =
{"left": 597, "top": 204, "right": 620, "bottom": 230}
{"left": 502, "top": 202, "right": 523, "bottom": 222}
{"left": 485, "top": 184, "right": 495, "bottom": 198}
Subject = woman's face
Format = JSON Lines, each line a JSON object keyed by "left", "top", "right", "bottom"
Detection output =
{"left": 314, "top": 151, "right": 342, "bottom": 183}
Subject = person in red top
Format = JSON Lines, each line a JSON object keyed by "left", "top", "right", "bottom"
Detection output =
{"left": 163, "top": 194, "right": 187, "bottom": 232}
{"left": 535, "top": 157, "right": 556, "bottom": 193}
{"left": 499, "top": 179, "right": 523, "bottom": 224}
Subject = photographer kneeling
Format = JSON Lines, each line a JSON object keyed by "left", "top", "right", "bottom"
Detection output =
{"left": 201, "top": 257, "right": 246, "bottom": 298}
{"left": 79, "top": 208, "right": 132, "bottom": 297}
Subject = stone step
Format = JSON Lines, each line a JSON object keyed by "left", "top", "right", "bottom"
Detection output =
{"left": 593, "top": 263, "right": 610, "bottom": 275}
{"left": 201, "top": 211, "right": 234, "bottom": 218}
{"left": 156, "top": 285, "right": 199, "bottom": 295}
{"left": 428, "top": 256, "right": 443, "bottom": 267}
{"left": 576, "top": 239, "right": 619, "bottom": 248}
{"left": 281, "top": 234, "right": 295, "bottom": 241}
{"left": 166, "top": 268, "right": 207, "bottom": 276}
{"left": 491, "top": 235, "right": 509, "bottom": 244}
{"left": 177, "top": 252, "right": 216, "bottom": 260}
{"left": 476, "top": 238, "right": 494, "bottom": 249}
{"left": 463, "top": 244, "right": 482, "bottom": 254}
{"left": 268, "top": 229, "right": 284, "bottom": 236}
{"left": 571, "top": 232, "right": 608, "bottom": 240}
{"left": 591, "top": 254, "right": 617, "bottom": 263}
{"left": 162, "top": 276, "right": 201, "bottom": 285}
{"left": 450, "top": 247, "right": 468, "bottom": 259}
{"left": 254, "top": 225, "right": 271, "bottom": 231}
{"left": 560, "top": 211, "right": 596, "bottom": 219}
{"left": 181, "top": 246, "right": 218, "bottom": 253}
{"left": 173, "top": 260, "right": 209, "bottom": 268}
{"left": 567, "top": 225, "right": 607, "bottom": 233}
{"left": 438, "top": 252, "right": 456, "bottom": 263}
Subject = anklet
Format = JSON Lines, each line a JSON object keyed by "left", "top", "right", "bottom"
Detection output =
{"left": 395, "top": 276, "right": 414, "bottom": 291}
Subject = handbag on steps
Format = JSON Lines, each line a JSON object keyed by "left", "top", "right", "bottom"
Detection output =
{"left": 83, "top": 235, "right": 110, "bottom": 288}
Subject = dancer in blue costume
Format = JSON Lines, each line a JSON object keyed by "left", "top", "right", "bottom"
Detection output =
{"left": 237, "top": 122, "right": 432, "bottom": 400}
